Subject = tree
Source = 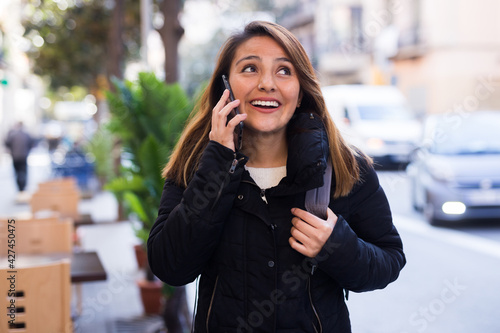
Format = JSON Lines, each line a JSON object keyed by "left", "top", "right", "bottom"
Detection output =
{"left": 108, "top": 0, "right": 125, "bottom": 81}
{"left": 156, "top": 0, "right": 185, "bottom": 83}
{"left": 22, "top": 0, "right": 140, "bottom": 95}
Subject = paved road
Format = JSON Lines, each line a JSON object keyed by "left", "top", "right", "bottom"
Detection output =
{"left": 347, "top": 171, "right": 500, "bottom": 333}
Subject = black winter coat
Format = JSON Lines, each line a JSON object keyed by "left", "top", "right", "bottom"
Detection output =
{"left": 148, "top": 113, "right": 406, "bottom": 332}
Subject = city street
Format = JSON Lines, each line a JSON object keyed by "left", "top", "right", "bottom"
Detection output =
{"left": 2, "top": 1, "right": 500, "bottom": 332}
{"left": 348, "top": 170, "right": 500, "bottom": 333}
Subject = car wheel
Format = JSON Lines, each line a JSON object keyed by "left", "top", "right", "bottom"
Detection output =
{"left": 424, "top": 193, "right": 442, "bottom": 226}
{"left": 411, "top": 179, "right": 423, "bottom": 212}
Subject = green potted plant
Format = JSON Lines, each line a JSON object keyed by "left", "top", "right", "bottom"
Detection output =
{"left": 104, "top": 72, "right": 192, "bottom": 329}
{"left": 84, "top": 126, "right": 115, "bottom": 190}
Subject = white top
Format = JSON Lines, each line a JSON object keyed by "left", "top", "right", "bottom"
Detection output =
{"left": 245, "top": 165, "right": 287, "bottom": 190}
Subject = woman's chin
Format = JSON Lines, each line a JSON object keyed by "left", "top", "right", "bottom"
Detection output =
{"left": 242, "top": 118, "right": 289, "bottom": 136}
{"left": 243, "top": 124, "right": 286, "bottom": 137}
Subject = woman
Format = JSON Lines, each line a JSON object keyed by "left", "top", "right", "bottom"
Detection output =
{"left": 148, "top": 21, "right": 405, "bottom": 332}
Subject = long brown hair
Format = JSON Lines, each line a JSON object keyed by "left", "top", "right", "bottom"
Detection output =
{"left": 164, "top": 21, "right": 366, "bottom": 198}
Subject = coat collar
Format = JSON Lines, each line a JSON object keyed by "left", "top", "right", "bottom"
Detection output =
{"left": 267, "top": 111, "right": 329, "bottom": 196}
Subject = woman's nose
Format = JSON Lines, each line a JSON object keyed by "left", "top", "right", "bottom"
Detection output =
{"left": 258, "top": 73, "right": 276, "bottom": 92}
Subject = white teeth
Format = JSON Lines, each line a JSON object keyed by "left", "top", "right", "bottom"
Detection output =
{"left": 251, "top": 100, "right": 279, "bottom": 107}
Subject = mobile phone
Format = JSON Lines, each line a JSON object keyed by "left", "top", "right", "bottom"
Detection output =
{"left": 222, "top": 75, "right": 244, "bottom": 151}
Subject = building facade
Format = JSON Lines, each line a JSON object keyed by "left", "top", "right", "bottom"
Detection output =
{"left": 390, "top": 0, "right": 500, "bottom": 115}
{"left": 276, "top": 0, "right": 392, "bottom": 85}
{"left": 276, "top": 0, "right": 500, "bottom": 116}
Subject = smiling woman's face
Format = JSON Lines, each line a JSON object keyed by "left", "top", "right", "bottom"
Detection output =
{"left": 228, "top": 36, "right": 301, "bottom": 136}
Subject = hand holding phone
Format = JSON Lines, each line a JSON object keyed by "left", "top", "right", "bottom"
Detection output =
{"left": 222, "top": 75, "right": 244, "bottom": 151}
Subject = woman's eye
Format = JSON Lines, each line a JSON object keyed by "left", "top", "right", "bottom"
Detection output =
{"left": 242, "top": 65, "right": 256, "bottom": 73}
{"left": 278, "top": 67, "right": 291, "bottom": 75}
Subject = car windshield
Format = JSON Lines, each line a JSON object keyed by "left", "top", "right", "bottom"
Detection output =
{"left": 357, "top": 105, "right": 415, "bottom": 121}
{"left": 430, "top": 114, "right": 500, "bottom": 155}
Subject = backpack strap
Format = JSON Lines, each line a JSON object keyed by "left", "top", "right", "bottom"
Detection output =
{"left": 304, "top": 158, "right": 332, "bottom": 220}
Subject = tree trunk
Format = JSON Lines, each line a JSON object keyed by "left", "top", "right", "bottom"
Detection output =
{"left": 108, "top": 0, "right": 124, "bottom": 82}
{"left": 157, "top": 0, "right": 184, "bottom": 83}
{"left": 156, "top": 2, "right": 189, "bottom": 330}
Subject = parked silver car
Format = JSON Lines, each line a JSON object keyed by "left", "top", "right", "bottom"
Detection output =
{"left": 407, "top": 111, "right": 500, "bottom": 225}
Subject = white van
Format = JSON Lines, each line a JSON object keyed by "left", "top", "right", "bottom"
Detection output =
{"left": 321, "top": 84, "right": 422, "bottom": 166}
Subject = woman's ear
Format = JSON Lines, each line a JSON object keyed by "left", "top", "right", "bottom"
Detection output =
{"left": 297, "top": 91, "right": 303, "bottom": 108}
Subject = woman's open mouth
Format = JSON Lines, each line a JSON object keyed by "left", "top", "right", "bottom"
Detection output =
{"left": 250, "top": 99, "right": 281, "bottom": 111}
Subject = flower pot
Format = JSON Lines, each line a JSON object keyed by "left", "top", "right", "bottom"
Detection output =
{"left": 134, "top": 244, "right": 148, "bottom": 269}
{"left": 137, "top": 279, "right": 164, "bottom": 315}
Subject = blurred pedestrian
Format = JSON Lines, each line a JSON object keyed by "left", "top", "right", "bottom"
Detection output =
{"left": 5, "top": 121, "right": 35, "bottom": 193}
{"left": 148, "top": 21, "right": 406, "bottom": 332}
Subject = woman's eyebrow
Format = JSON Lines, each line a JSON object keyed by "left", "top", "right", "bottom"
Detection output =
{"left": 235, "top": 55, "right": 260, "bottom": 66}
{"left": 235, "top": 55, "right": 292, "bottom": 66}
{"left": 276, "top": 57, "right": 292, "bottom": 63}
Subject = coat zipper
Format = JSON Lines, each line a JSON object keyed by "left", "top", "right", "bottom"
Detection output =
{"left": 241, "top": 181, "right": 277, "bottom": 329}
{"left": 308, "top": 277, "right": 323, "bottom": 333}
{"left": 229, "top": 155, "right": 245, "bottom": 174}
{"left": 206, "top": 275, "right": 219, "bottom": 332}
{"left": 212, "top": 156, "right": 245, "bottom": 210}
{"left": 270, "top": 223, "right": 278, "bottom": 331}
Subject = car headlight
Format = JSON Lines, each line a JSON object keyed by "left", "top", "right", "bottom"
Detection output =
{"left": 366, "top": 137, "right": 385, "bottom": 150}
{"left": 442, "top": 202, "right": 466, "bottom": 215}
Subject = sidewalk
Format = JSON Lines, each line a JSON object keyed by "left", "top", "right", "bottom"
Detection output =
{"left": 0, "top": 148, "right": 165, "bottom": 332}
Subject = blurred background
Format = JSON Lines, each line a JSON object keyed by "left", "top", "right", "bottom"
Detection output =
{"left": 1, "top": 0, "right": 500, "bottom": 332}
